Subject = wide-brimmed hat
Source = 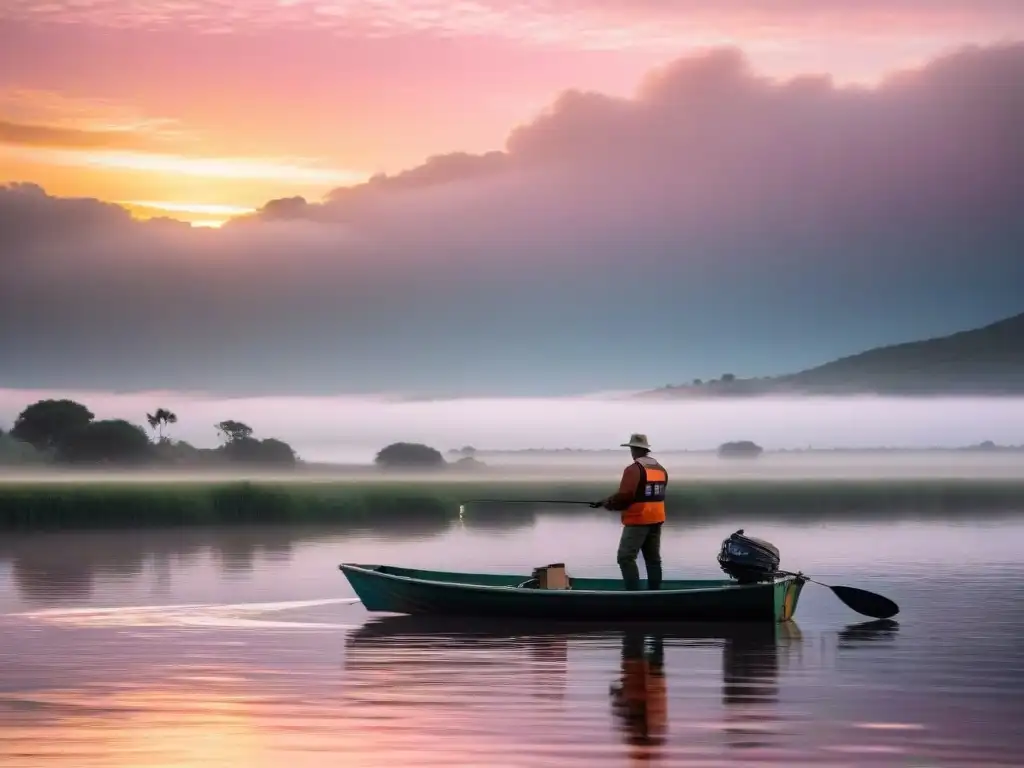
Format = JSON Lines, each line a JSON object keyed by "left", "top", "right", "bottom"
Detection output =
{"left": 621, "top": 433, "right": 651, "bottom": 450}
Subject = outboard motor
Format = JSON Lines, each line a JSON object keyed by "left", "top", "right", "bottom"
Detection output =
{"left": 717, "top": 529, "right": 781, "bottom": 583}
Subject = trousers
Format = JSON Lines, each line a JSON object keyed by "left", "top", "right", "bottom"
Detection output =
{"left": 616, "top": 522, "right": 663, "bottom": 591}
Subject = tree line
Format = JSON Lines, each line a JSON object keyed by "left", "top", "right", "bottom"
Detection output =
{"left": 0, "top": 398, "right": 489, "bottom": 470}
{"left": 0, "top": 399, "right": 297, "bottom": 467}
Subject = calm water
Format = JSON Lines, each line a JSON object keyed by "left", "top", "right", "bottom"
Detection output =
{"left": 1, "top": 510, "right": 1022, "bottom": 767}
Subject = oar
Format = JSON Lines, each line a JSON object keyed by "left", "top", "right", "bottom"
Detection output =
{"left": 780, "top": 570, "right": 899, "bottom": 620}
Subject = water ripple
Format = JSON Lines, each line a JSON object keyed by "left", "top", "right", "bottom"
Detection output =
{"left": 9, "top": 598, "right": 361, "bottom": 630}
{"left": 1, "top": 518, "right": 1023, "bottom": 766}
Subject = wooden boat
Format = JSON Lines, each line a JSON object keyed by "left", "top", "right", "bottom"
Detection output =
{"left": 338, "top": 563, "right": 806, "bottom": 623}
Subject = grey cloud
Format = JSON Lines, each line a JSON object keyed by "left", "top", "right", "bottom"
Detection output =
{"left": 266, "top": 43, "right": 1023, "bottom": 248}
{"left": 329, "top": 151, "right": 509, "bottom": 198}
{"left": 1, "top": 44, "right": 1023, "bottom": 395}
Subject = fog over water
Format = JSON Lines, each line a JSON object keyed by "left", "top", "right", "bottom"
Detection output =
{"left": 2, "top": 389, "right": 1023, "bottom": 468}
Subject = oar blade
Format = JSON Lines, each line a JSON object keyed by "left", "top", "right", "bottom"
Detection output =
{"left": 830, "top": 585, "right": 900, "bottom": 620}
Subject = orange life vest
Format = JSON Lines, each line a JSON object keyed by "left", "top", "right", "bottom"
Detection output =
{"left": 621, "top": 455, "right": 668, "bottom": 526}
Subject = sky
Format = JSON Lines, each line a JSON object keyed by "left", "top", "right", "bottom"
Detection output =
{"left": 0, "top": 2, "right": 1022, "bottom": 396}
{"left": 2, "top": 0, "right": 1022, "bottom": 225}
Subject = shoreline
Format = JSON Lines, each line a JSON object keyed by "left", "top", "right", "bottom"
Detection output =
{"left": 1, "top": 477, "right": 1023, "bottom": 531}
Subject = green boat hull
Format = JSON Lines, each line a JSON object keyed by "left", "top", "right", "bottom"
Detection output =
{"left": 338, "top": 564, "right": 806, "bottom": 623}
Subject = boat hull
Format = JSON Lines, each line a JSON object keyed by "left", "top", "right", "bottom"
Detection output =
{"left": 339, "top": 564, "right": 805, "bottom": 623}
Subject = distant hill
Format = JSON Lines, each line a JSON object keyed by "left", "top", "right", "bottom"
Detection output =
{"left": 644, "top": 311, "right": 1024, "bottom": 398}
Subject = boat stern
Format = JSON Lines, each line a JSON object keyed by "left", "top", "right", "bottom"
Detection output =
{"left": 774, "top": 574, "right": 807, "bottom": 622}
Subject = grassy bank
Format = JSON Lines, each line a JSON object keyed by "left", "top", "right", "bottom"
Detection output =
{"left": 1, "top": 477, "right": 1023, "bottom": 530}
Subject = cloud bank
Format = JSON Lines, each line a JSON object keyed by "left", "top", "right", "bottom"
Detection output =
{"left": 1, "top": 44, "right": 1022, "bottom": 395}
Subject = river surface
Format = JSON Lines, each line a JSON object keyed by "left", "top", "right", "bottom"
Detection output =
{"left": 1, "top": 510, "right": 1022, "bottom": 767}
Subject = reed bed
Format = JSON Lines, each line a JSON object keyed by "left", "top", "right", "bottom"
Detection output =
{"left": 1, "top": 477, "right": 1023, "bottom": 530}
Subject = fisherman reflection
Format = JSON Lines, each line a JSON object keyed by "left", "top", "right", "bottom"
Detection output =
{"left": 609, "top": 630, "right": 667, "bottom": 748}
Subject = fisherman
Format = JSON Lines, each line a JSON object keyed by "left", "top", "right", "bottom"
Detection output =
{"left": 591, "top": 433, "right": 667, "bottom": 591}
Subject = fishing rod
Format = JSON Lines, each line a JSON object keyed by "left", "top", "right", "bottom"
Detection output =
{"left": 460, "top": 498, "right": 598, "bottom": 508}
{"left": 459, "top": 499, "right": 603, "bottom": 515}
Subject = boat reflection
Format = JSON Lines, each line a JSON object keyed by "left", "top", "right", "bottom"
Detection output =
{"left": 344, "top": 617, "right": 805, "bottom": 759}
{"left": 720, "top": 620, "right": 801, "bottom": 751}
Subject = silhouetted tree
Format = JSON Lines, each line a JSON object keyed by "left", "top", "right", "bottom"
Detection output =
{"left": 375, "top": 442, "right": 446, "bottom": 470}
{"left": 215, "top": 420, "right": 253, "bottom": 444}
{"left": 146, "top": 408, "right": 178, "bottom": 443}
{"left": 717, "top": 440, "right": 763, "bottom": 459}
{"left": 259, "top": 438, "right": 297, "bottom": 465}
{"left": 721, "top": 373, "right": 736, "bottom": 383}
{"left": 222, "top": 436, "right": 297, "bottom": 465}
{"left": 11, "top": 399, "right": 94, "bottom": 452}
{"left": 153, "top": 438, "right": 202, "bottom": 465}
{"left": 55, "top": 419, "right": 152, "bottom": 464}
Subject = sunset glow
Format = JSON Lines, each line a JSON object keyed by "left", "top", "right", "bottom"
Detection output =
{"left": 115, "top": 204, "right": 256, "bottom": 228}
{"left": 1, "top": 1, "right": 1021, "bottom": 226}
{"left": 119, "top": 201, "right": 255, "bottom": 227}
{"left": 46, "top": 150, "right": 366, "bottom": 186}
{"left": 122, "top": 202, "right": 258, "bottom": 217}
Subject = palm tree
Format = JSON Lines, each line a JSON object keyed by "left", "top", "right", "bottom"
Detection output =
{"left": 146, "top": 408, "right": 178, "bottom": 443}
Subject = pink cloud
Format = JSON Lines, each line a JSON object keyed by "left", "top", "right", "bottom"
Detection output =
{"left": 1, "top": 1, "right": 1020, "bottom": 53}
{"left": 0, "top": 21, "right": 655, "bottom": 179}
{"left": 4, "top": 1, "right": 1019, "bottom": 198}
{"left": 256, "top": 43, "right": 1023, "bottom": 245}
